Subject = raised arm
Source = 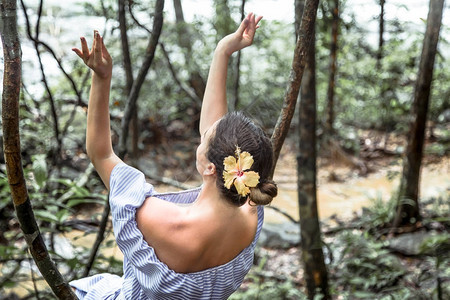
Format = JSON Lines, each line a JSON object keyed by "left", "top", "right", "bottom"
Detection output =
{"left": 72, "top": 31, "right": 122, "bottom": 190}
{"left": 199, "top": 12, "right": 262, "bottom": 138}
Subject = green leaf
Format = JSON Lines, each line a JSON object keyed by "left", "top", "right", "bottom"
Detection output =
{"left": 32, "top": 154, "right": 48, "bottom": 189}
{"left": 70, "top": 185, "right": 90, "bottom": 198}
{"left": 66, "top": 198, "right": 105, "bottom": 207}
{"left": 352, "top": 291, "right": 377, "bottom": 298}
{"left": 35, "top": 209, "right": 59, "bottom": 223}
{"left": 56, "top": 209, "right": 70, "bottom": 223}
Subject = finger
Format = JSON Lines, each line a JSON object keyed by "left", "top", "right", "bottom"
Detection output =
{"left": 72, "top": 48, "right": 83, "bottom": 58}
{"left": 94, "top": 30, "right": 101, "bottom": 55}
{"left": 255, "top": 15, "right": 263, "bottom": 26}
{"left": 245, "top": 13, "right": 257, "bottom": 35}
{"left": 250, "top": 13, "right": 256, "bottom": 28}
{"left": 236, "top": 17, "right": 249, "bottom": 36}
{"left": 101, "top": 37, "right": 112, "bottom": 61}
{"left": 80, "top": 37, "right": 90, "bottom": 59}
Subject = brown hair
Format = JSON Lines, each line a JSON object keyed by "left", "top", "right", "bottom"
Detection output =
{"left": 207, "top": 112, "right": 277, "bottom": 206}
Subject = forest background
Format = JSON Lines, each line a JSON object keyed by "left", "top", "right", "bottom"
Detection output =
{"left": 0, "top": 0, "right": 449, "bottom": 299}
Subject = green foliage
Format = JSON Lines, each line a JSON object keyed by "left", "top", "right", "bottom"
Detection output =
{"left": 0, "top": 162, "right": 111, "bottom": 295}
{"left": 363, "top": 192, "right": 397, "bottom": 228}
{"left": 230, "top": 256, "right": 307, "bottom": 299}
{"left": 231, "top": 280, "right": 307, "bottom": 300}
{"left": 419, "top": 232, "right": 450, "bottom": 257}
{"left": 422, "top": 195, "right": 450, "bottom": 223}
{"left": 332, "top": 230, "right": 406, "bottom": 293}
{"left": 0, "top": 171, "right": 11, "bottom": 211}
{"left": 31, "top": 154, "right": 48, "bottom": 189}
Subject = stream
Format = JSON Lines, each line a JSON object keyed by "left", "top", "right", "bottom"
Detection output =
{"left": 266, "top": 155, "right": 449, "bottom": 223}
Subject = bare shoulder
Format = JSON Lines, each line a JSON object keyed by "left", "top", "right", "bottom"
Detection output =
{"left": 135, "top": 197, "right": 199, "bottom": 270}
{"left": 136, "top": 196, "right": 186, "bottom": 240}
{"left": 135, "top": 197, "right": 259, "bottom": 273}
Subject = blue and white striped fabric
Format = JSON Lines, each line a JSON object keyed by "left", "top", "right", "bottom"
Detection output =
{"left": 70, "top": 163, "right": 264, "bottom": 299}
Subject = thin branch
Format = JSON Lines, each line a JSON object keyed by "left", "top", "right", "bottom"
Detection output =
{"left": 159, "top": 42, "right": 201, "bottom": 104}
{"left": 0, "top": 261, "right": 21, "bottom": 287}
{"left": 118, "top": 0, "right": 165, "bottom": 158}
{"left": 266, "top": 206, "right": 299, "bottom": 224}
{"left": 142, "top": 169, "right": 195, "bottom": 190}
{"left": 128, "top": 1, "right": 152, "bottom": 34}
{"left": 20, "top": 0, "right": 62, "bottom": 163}
{"left": 82, "top": 201, "right": 110, "bottom": 277}
{"left": 232, "top": 0, "right": 246, "bottom": 110}
{"left": 29, "top": 254, "right": 41, "bottom": 300}
{"left": 270, "top": 0, "right": 320, "bottom": 179}
{"left": 21, "top": 1, "right": 87, "bottom": 107}
{"left": 35, "top": 0, "right": 43, "bottom": 39}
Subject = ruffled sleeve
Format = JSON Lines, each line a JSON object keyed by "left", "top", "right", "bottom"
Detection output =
{"left": 108, "top": 163, "right": 201, "bottom": 298}
{"left": 109, "top": 163, "right": 154, "bottom": 220}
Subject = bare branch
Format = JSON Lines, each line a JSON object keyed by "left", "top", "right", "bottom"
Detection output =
{"left": 232, "top": 0, "right": 246, "bottom": 110}
{"left": 160, "top": 42, "right": 201, "bottom": 104}
{"left": 118, "top": 0, "right": 165, "bottom": 159}
{"left": 270, "top": 0, "right": 320, "bottom": 179}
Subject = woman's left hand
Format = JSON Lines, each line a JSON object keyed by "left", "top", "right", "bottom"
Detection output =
{"left": 218, "top": 12, "right": 263, "bottom": 56}
{"left": 72, "top": 30, "right": 112, "bottom": 79}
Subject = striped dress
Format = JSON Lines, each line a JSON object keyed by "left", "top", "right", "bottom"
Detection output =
{"left": 70, "top": 163, "right": 264, "bottom": 299}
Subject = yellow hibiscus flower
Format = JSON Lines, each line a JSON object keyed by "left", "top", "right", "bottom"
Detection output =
{"left": 223, "top": 147, "right": 260, "bottom": 196}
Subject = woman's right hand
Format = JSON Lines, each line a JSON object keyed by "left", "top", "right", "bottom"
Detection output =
{"left": 218, "top": 12, "right": 262, "bottom": 57}
{"left": 72, "top": 30, "right": 112, "bottom": 79}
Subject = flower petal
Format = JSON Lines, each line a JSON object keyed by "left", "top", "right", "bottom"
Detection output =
{"left": 223, "top": 172, "right": 236, "bottom": 189}
{"left": 239, "top": 151, "right": 254, "bottom": 171}
{"left": 242, "top": 171, "right": 260, "bottom": 187}
{"left": 234, "top": 177, "right": 250, "bottom": 196}
{"left": 223, "top": 155, "right": 238, "bottom": 172}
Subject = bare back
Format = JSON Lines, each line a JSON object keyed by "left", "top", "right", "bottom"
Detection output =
{"left": 136, "top": 195, "right": 258, "bottom": 273}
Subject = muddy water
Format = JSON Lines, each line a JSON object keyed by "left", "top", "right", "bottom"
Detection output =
{"left": 266, "top": 157, "right": 449, "bottom": 223}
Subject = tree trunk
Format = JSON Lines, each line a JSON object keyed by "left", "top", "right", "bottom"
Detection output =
{"left": 324, "top": 0, "right": 339, "bottom": 137}
{"left": 213, "top": 0, "right": 235, "bottom": 41}
{"left": 119, "top": 0, "right": 134, "bottom": 93}
{"left": 173, "top": 0, "right": 205, "bottom": 100}
{"left": 1, "top": 1, "right": 77, "bottom": 298}
{"left": 173, "top": 0, "right": 191, "bottom": 52}
{"left": 232, "top": 0, "right": 246, "bottom": 110}
{"left": 377, "top": 0, "right": 391, "bottom": 149}
{"left": 393, "top": 0, "right": 445, "bottom": 228}
{"left": 118, "top": 0, "right": 139, "bottom": 163}
{"left": 295, "top": 0, "right": 329, "bottom": 298}
{"left": 118, "top": 0, "right": 164, "bottom": 159}
{"left": 269, "top": 0, "right": 319, "bottom": 178}
{"left": 173, "top": 0, "right": 203, "bottom": 130}
{"left": 376, "top": 0, "right": 385, "bottom": 69}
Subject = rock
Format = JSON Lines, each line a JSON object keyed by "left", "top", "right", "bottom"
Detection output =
{"left": 258, "top": 222, "right": 300, "bottom": 249}
{"left": 387, "top": 231, "right": 438, "bottom": 256}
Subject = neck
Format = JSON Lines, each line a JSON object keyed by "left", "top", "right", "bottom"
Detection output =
{"left": 196, "top": 177, "right": 236, "bottom": 211}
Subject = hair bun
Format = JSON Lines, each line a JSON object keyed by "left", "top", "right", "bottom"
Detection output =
{"left": 249, "top": 180, "right": 278, "bottom": 206}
